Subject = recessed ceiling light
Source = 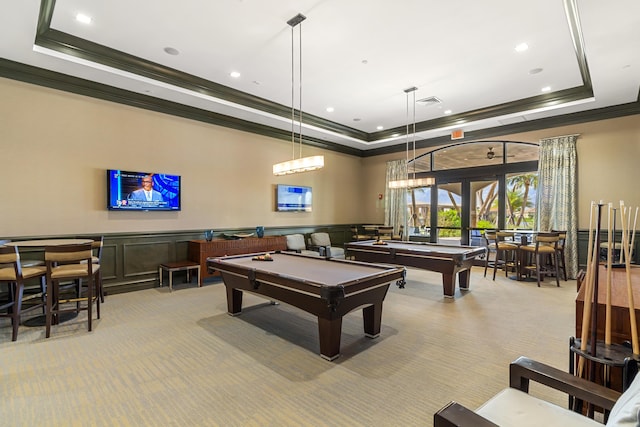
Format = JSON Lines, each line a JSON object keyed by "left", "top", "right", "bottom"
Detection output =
{"left": 529, "top": 68, "right": 543, "bottom": 75}
{"left": 75, "top": 13, "right": 92, "bottom": 24}
{"left": 230, "top": 71, "right": 241, "bottom": 78}
{"left": 163, "top": 47, "right": 180, "bottom": 56}
{"left": 326, "top": 107, "right": 334, "bottom": 113}
{"left": 376, "top": 125, "right": 384, "bottom": 130}
{"left": 515, "top": 43, "right": 529, "bottom": 52}
{"left": 541, "top": 86, "right": 551, "bottom": 92}
{"left": 353, "top": 118, "right": 361, "bottom": 122}
{"left": 444, "top": 110, "right": 452, "bottom": 115}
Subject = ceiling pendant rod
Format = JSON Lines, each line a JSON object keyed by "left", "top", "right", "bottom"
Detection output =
{"left": 298, "top": 18, "right": 303, "bottom": 159}
{"left": 272, "top": 13, "right": 324, "bottom": 176}
{"left": 290, "top": 22, "right": 295, "bottom": 160}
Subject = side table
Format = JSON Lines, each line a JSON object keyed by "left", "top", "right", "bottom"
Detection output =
{"left": 159, "top": 261, "right": 201, "bottom": 292}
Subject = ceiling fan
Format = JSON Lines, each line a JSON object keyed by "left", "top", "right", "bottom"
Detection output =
{"left": 485, "top": 146, "right": 515, "bottom": 160}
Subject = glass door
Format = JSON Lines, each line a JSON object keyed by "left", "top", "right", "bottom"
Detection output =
{"left": 423, "top": 178, "right": 499, "bottom": 246}
{"left": 435, "top": 182, "right": 462, "bottom": 245}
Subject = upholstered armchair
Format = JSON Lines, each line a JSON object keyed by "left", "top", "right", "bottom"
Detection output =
{"left": 434, "top": 356, "right": 640, "bottom": 427}
{"left": 309, "top": 233, "right": 345, "bottom": 259}
{"left": 284, "top": 234, "right": 320, "bottom": 257}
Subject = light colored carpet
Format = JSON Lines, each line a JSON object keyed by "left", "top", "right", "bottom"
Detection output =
{"left": 0, "top": 267, "right": 577, "bottom": 426}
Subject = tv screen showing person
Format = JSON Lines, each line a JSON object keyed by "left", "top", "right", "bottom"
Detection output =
{"left": 107, "top": 170, "right": 181, "bottom": 211}
{"left": 128, "top": 175, "right": 164, "bottom": 202}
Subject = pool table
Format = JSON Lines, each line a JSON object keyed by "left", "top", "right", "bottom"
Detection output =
{"left": 345, "top": 240, "right": 486, "bottom": 298}
{"left": 207, "top": 252, "right": 404, "bottom": 361}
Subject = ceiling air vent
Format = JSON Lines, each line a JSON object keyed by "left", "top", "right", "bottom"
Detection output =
{"left": 417, "top": 96, "right": 442, "bottom": 107}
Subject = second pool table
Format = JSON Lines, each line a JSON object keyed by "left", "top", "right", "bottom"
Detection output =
{"left": 345, "top": 240, "right": 486, "bottom": 298}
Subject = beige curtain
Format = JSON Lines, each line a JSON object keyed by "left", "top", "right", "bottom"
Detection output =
{"left": 536, "top": 134, "right": 578, "bottom": 279}
{"left": 385, "top": 160, "right": 408, "bottom": 240}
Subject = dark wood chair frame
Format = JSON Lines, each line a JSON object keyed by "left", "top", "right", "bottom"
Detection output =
{"left": 434, "top": 356, "right": 622, "bottom": 427}
{"left": 0, "top": 246, "right": 46, "bottom": 341}
{"left": 45, "top": 243, "right": 101, "bottom": 338}
{"left": 492, "top": 231, "right": 518, "bottom": 280}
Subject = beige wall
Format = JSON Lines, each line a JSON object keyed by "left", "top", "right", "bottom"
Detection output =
{"left": 360, "top": 115, "right": 640, "bottom": 229}
{"left": 1, "top": 78, "right": 364, "bottom": 237}
{"left": 2, "top": 76, "right": 639, "bottom": 237}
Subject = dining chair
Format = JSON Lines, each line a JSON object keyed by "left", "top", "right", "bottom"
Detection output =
{"left": 520, "top": 232, "right": 561, "bottom": 287}
{"left": 0, "top": 245, "right": 47, "bottom": 341}
{"left": 44, "top": 243, "right": 101, "bottom": 338}
{"left": 493, "top": 231, "right": 519, "bottom": 280}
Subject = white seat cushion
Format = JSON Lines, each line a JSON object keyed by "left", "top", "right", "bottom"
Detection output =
{"left": 476, "top": 388, "right": 602, "bottom": 427}
{"left": 607, "top": 371, "right": 640, "bottom": 426}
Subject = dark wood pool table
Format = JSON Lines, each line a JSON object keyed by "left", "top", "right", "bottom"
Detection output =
{"left": 345, "top": 240, "right": 486, "bottom": 298}
{"left": 207, "top": 252, "right": 404, "bottom": 361}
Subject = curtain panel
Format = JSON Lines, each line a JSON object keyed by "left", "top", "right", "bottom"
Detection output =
{"left": 385, "top": 160, "right": 408, "bottom": 240}
{"left": 536, "top": 134, "right": 579, "bottom": 279}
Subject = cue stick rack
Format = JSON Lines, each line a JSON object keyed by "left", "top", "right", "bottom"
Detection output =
{"left": 569, "top": 201, "right": 640, "bottom": 418}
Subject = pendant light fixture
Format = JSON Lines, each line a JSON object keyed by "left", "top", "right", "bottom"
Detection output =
{"left": 388, "top": 86, "right": 435, "bottom": 189}
{"left": 273, "top": 13, "right": 325, "bottom": 176}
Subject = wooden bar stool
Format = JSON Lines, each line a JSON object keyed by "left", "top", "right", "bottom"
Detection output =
{"left": 520, "top": 232, "right": 561, "bottom": 287}
{"left": 45, "top": 243, "right": 101, "bottom": 338}
{"left": 0, "top": 246, "right": 47, "bottom": 341}
{"left": 492, "top": 231, "right": 519, "bottom": 280}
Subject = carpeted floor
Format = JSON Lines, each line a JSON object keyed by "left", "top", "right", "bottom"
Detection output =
{"left": 0, "top": 267, "right": 577, "bottom": 426}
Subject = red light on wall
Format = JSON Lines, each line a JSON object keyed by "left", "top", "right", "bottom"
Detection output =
{"left": 451, "top": 129, "right": 464, "bottom": 140}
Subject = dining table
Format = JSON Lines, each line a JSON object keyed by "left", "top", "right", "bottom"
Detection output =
{"left": 5, "top": 238, "right": 93, "bottom": 247}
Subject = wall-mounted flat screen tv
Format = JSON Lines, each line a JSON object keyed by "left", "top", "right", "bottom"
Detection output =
{"left": 276, "top": 184, "right": 312, "bottom": 212}
{"left": 107, "top": 169, "right": 181, "bottom": 211}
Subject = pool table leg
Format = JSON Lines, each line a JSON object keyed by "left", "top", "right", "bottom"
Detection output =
{"left": 318, "top": 316, "right": 342, "bottom": 361}
{"left": 226, "top": 287, "right": 243, "bottom": 315}
{"left": 458, "top": 270, "right": 471, "bottom": 291}
{"left": 442, "top": 273, "right": 456, "bottom": 298}
{"left": 363, "top": 302, "right": 383, "bottom": 338}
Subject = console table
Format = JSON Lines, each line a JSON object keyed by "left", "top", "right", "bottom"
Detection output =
{"left": 576, "top": 265, "right": 640, "bottom": 345}
{"left": 188, "top": 236, "right": 287, "bottom": 282}
{"left": 574, "top": 265, "right": 640, "bottom": 393}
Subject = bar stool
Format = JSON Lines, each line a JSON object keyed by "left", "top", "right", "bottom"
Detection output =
{"left": 483, "top": 230, "right": 498, "bottom": 277}
{"left": 45, "top": 243, "right": 101, "bottom": 338}
{"left": 0, "top": 246, "right": 47, "bottom": 341}
{"left": 520, "top": 232, "right": 561, "bottom": 287}
{"left": 552, "top": 230, "right": 568, "bottom": 280}
{"left": 493, "top": 231, "right": 519, "bottom": 280}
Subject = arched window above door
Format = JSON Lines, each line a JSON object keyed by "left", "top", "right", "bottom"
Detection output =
{"left": 411, "top": 141, "right": 539, "bottom": 173}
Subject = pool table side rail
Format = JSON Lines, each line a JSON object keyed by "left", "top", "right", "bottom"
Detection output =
{"left": 208, "top": 254, "right": 404, "bottom": 296}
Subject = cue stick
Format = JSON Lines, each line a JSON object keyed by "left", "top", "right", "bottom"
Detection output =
{"left": 629, "top": 207, "right": 638, "bottom": 263}
{"left": 605, "top": 203, "right": 613, "bottom": 345}
{"left": 577, "top": 202, "right": 597, "bottom": 377}
{"left": 589, "top": 203, "right": 604, "bottom": 369}
{"left": 620, "top": 201, "right": 640, "bottom": 355}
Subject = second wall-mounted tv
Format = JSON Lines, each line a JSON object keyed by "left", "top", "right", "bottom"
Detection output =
{"left": 276, "top": 184, "right": 312, "bottom": 212}
{"left": 107, "top": 169, "right": 181, "bottom": 211}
